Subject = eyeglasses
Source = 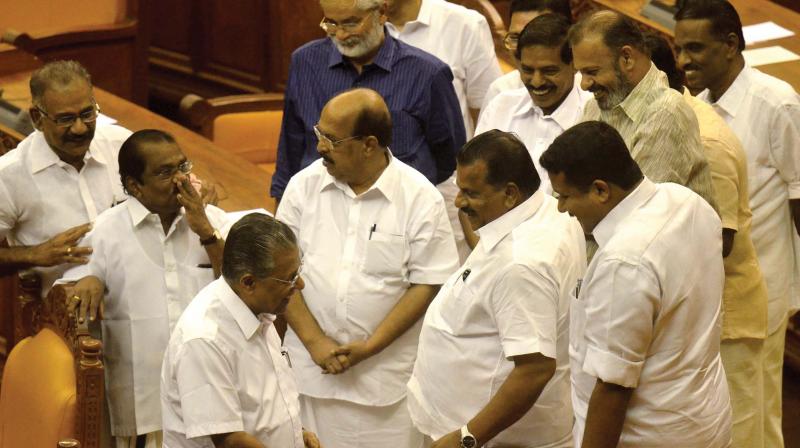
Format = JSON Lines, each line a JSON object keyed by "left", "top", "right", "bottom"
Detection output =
{"left": 314, "top": 125, "right": 363, "bottom": 150}
{"left": 503, "top": 32, "right": 520, "bottom": 51}
{"left": 153, "top": 160, "right": 193, "bottom": 181}
{"left": 268, "top": 262, "right": 304, "bottom": 289}
{"left": 319, "top": 8, "right": 377, "bottom": 34}
{"left": 36, "top": 102, "right": 100, "bottom": 128}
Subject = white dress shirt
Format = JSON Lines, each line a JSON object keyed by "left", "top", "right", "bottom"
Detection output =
{"left": 571, "top": 179, "right": 731, "bottom": 447}
{"left": 0, "top": 124, "right": 131, "bottom": 294}
{"left": 482, "top": 70, "right": 524, "bottom": 109}
{"left": 387, "top": 0, "right": 502, "bottom": 138}
{"left": 276, "top": 153, "right": 459, "bottom": 407}
{"left": 699, "top": 65, "right": 800, "bottom": 328}
{"left": 408, "top": 192, "right": 585, "bottom": 447}
{"left": 60, "top": 197, "right": 229, "bottom": 436}
{"left": 161, "top": 278, "right": 304, "bottom": 448}
{"left": 475, "top": 78, "right": 590, "bottom": 193}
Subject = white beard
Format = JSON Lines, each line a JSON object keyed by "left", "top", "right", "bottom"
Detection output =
{"left": 332, "top": 21, "right": 384, "bottom": 59}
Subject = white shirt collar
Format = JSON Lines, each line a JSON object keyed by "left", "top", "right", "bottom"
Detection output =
{"left": 126, "top": 196, "right": 185, "bottom": 228}
{"left": 710, "top": 65, "right": 751, "bottom": 118}
{"left": 592, "top": 177, "right": 657, "bottom": 247}
{"left": 476, "top": 190, "right": 545, "bottom": 251}
{"left": 319, "top": 150, "right": 399, "bottom": 201}
{"left": 217, "top": 278, "right": 271, "bottom": 340}
{"left": 386, "top": 0, "right": 433, "bottom": 34}
{"left": 29, "top": 131, "right": 108, "bottom": 174}
{"left": 512, "top": 76, "right": 585, "bottom": 129}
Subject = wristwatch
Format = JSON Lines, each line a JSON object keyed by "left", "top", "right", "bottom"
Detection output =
{"left": 460, "top": 425, "right": 477, "bottom": 448}
{"left": 199, "top": 229, "right": 221, "bottom": 246}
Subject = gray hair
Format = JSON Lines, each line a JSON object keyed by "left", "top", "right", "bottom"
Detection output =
{"left": 30, "top": 60, "right": 92, "bottom": 108}
{"left": 320, "top": 0, "right": 382, "bottom": 11}
{"left": 222, "top": 213, "right": 298, "bottom": 282}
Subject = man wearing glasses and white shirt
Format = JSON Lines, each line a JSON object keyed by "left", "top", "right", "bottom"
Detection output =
{"left": 276, "top": 88, "right": 459, "bottom": 448}
{"left": 0, "top": 60, "right": 131, "bottom": 296}
{"left": 60, "top": 129, "right": 229, "bottom": 448}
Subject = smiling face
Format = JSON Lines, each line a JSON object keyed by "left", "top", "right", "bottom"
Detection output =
{"left": 520, "top": 44, "right": 575, "bottom": 115}
{"left": 30, "top": 79, "right": 96, "bottom": 165}
{"left": 548, "top": 171, "right": 611, "bottom": 234}
{"left": 674, "top": 18, "right": 737, "bottom": 94}
{"left": 321, "top": 0, "right": 386, "bottom": 59}
{"left": 455, "top": 160, "right": 514, "bottom": 230}
{"left": 572, "top": 35, "right": 633, "bottom": 110}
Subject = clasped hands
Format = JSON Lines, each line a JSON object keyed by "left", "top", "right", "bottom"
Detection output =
{"left": 308, "top": 336, "right": 377, "bottom": 375}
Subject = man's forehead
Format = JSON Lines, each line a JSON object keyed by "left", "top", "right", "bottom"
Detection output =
{"left": 39, "top": 80, "right": 94, "bottom": 113}
{"left": 521, "top": 45, "right": 567, "bottom": 66}
{"left": 675, "top": 18, "right": 716, "bottom": 42}
{"left": 321, "top": 0, "right": 365, "bottom": 19}
{"left": 141, "top": 141, "right": 184, "bottom": 166}
{"left": 509, "top": 10, "right": 546, "bottom": 33}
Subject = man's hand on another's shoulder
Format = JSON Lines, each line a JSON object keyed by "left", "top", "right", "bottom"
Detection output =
{"left": 29, "top": 222, "right": 92, "bottom": 267}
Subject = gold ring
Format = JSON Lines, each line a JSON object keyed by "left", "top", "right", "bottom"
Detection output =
{"left": 71, "top": 295, "right": 80, "bottom": 302}
{"left": 66, "top": 247, "right": 72, "bottom": 255}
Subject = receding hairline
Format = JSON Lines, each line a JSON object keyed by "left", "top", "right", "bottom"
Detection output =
{"left": 570, "top": 10, "right": 622, "bottom": 46}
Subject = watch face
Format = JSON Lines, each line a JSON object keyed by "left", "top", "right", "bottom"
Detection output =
{"left": 461, "top": 435, "right": 477, "bottom": 448}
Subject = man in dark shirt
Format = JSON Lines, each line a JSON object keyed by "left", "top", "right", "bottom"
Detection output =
{"left": 271, "top": 0, "right": 466, "bottom": 202}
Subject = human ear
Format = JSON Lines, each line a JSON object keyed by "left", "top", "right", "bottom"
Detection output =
{"left": 29, "top": 108, "right": 43, "bottom": 130}
{"left": 591, "top": 180, "right": 612, "bottom": 203}
{"left": 503, "top": 183, "right": 521, "bottom": 208}
{"left": 618, "top": 46, "right": 635, "bottom": 71}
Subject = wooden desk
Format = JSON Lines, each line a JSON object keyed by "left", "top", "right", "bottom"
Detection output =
{"left": 585, "top": 0, "right": 800, "bottom": 91}
{"left": 0, "top": 70, "right": 273, "bottom": 213}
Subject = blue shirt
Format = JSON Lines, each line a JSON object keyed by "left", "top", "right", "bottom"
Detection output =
{"left": 270, "top": 31, "right": 466, "bottom": 198}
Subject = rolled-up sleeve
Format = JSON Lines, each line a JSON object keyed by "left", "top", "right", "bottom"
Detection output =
{"left": 0, "top": 178, "right": 17, "bottom": 241}
{"left": 406, "top": 194, "right": 459, "bottom": 285}
{"left": 582, "top": 258, "right": 659, "bottom": 388}
{"left": 493, "top": 263, "right": 559, "bottom": 360}
{"left": 174, "top": 339, "right": 245, "bottom": 439}
{"left": 770, "top": 102, "right": 800, "bottom": 199}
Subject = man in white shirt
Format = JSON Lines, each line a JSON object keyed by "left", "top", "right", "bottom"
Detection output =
{"left": 483, "top": 0, "right": 573, "bottom": 109}
{"left": 674, "top": 3, "right": 800, "bottom": 445}
{"left": 407, "top": 130, "right": 585, "bottom": 448}
{"left": 0, "top": 60, "right": 131, "bottom": 295}
{"left": 385, "top": 0, "right": 501, "bottom": 139}
{"left": 276, "top": 88, "right": 459, "bottom": 448}
{"left": 61, "top": 130, "right": 229, "bottom": 448}
{"left": 161, "top": 213, "right": 321, "bottom": 448}
{"left": 476, "top": 13, "right": 589, "bottom": 193}
{"left": 541, "top": 121, "right": 731, "bottom": 448}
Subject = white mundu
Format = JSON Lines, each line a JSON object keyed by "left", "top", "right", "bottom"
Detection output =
{"left": 699, "top": 64, "right": 800, "bottom": 330}
{"left": 161, "top": 278, "right": 305, "bottom": 447}
{"left": 408, "top": 191, "right": 585, "bottom": 447}
{"left": 0, "top": 124, "right": 131, "bottom": 294}
{"left": 277, "top": 154, "right": 459, "bottom": 406}
{"left": 59, "top": 197, "right": 229, "bottom": 437}
{"left": 571, "top": 179, "right": 731, "bottom": 447}
{"left": 386, "top": 0, "right": 502, "bottom": 138}
{"left": 475, "top": 77, "right": 589, "bottom": 193}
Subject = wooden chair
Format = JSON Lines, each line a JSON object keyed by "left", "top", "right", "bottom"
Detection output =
{"left": 0, "top": 278, "right": 104, "bottom": 448}
{"left": 180, "top": 93, "right": 285, "bottom": 175}
{"left": 0, "top": 0, "right": 145, "bottom": 103}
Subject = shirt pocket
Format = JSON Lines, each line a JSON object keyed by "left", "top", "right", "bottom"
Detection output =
{"left": 363, "top": 231, "right": 407, "bottom": 277}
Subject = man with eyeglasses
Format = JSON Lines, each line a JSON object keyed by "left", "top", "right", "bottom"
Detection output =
{"left": 0, "top": 60, "right": 132, "bottom": 296}
{"left": 482, "top": 0, "right": 573, "bottom": 109}
{"left": 59, "top": 129, "right": 230, "bottom": 448}
{"left": 161, "top": 213, "right": 321, "bottom": 448}
{"left": 276, "top": 88, "right": 459, "bottom": 448}
{"left": 271, "top": 0, "right": 465, "bottom": 230}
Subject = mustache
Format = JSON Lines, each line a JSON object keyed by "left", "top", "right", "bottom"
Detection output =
{"left": 64, "top": 132, "right": 92, "bottom": 143}
{"left": 683, "top": 65, "right": 701, "bottom": 72}
{"left": 460, "top": 207, "right": 476, "bottom": 217}
{"left": 526, "top": 83, "right": 555, "bottom": 92}
{"left": 320, "top": 154, "right": 334, "bottom": 164}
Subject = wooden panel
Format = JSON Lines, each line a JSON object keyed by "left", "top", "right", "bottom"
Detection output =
{"left": 206, "top": 0, "right": 265, "bottom": 79}
{"left": 148, "top": 0, "right": 192, "bottom": 56}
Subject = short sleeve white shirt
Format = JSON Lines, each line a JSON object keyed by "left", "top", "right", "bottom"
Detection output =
{"left": 570, "top": 179, "right": 731, "bottom": 447}
{"left": 276, "top": 153, "right": 459, "bottom": 406}
{"left": 699, "top": 65, "right": 800, "bottom": 327}
{"left": 407, "top": 192, "right": 585, "bottom": 446}
{"left": 0, "top": 124, "right": 131, "bottom": 294}
{"left": 59, "top": 197, "right": 230, "bottom": 436}
{"left": 386, "top": 0, "right": 502, "bottom": 138}
{"left": 161, "top": 278, "right": 304, "bottom": 448}
{"left": 481, "top": 70, "right": 524, "bottom": 110}
{"left": 475, "top": 78, "right": 590, "bottom": 193}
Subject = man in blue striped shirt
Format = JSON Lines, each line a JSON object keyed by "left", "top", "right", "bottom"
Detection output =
{"left": 270, "top": 0, "right": 466, "bottom": 202}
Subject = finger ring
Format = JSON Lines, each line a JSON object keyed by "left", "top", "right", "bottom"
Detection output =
{"left": 71, "top": 295, "right": 81, "bottom": 302}
{"left": 66, "top": 247, "right": 72, "bottom": 255}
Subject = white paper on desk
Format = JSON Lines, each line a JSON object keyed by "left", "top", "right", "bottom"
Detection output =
{"left": 742, "top": 46, "right": 800, "bottom": 67}
{"left": 96, "top": 113, "right": 117, "bottom": 126}
{"left": 743, "top": 22, "right": 794, "bottom": 45}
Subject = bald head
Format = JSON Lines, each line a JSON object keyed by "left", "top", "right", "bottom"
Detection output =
{"left": 324, "top": 88, "right": 392, "bottom": 147}
{"left": 568, "top": 10, "right": 646, "bottom": 56}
